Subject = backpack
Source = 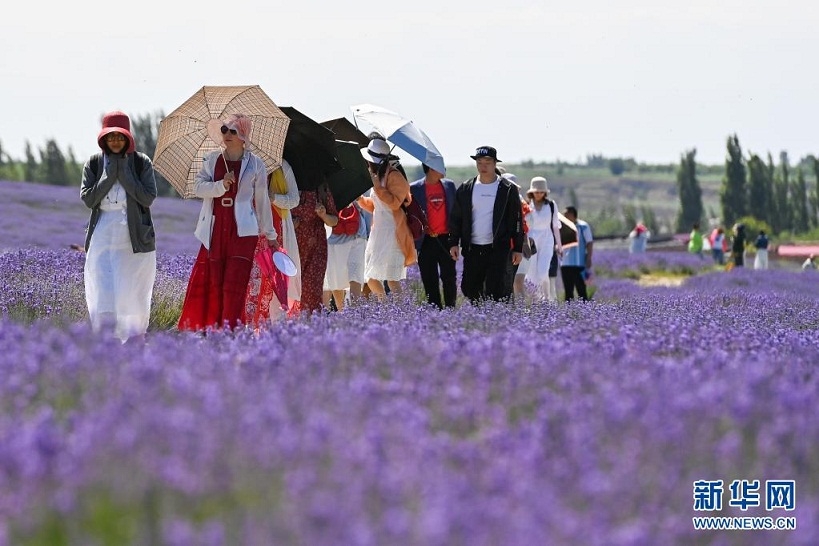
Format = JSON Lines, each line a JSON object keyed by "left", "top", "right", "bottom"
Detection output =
{"left": 401, "top": 197, "right": 427, "bottom": 240}
{"left": 332, "top": 204, "right": 360, "bottom": 236}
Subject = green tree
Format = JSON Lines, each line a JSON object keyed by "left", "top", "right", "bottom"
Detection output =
{"left": 131, "top": 110, "right": 175, "bottom": 196}
{"left": 66, "top": 147, "right": 83, "bottom": 187}
{"left": 585, "top": 154, "right": 605, "bottom": 168}
{"left": 675, "top": 149, "right": 703, "bottom": 232}
{"left": 746, "top": 154, "right": 770, "bottom": 225}
{"left": 608, "top": 157, "right": 625, "bottom": 176}
{"left": 720, "top": 134, "right": 747, "bottom": 227}
{"left": 622, "top": 203, "right": 637, "bottom": 230}
{"left": 791, "top": 168, "right": 810, "bottom": 233}
{"left": 131, "top": 111, "right": 163, "bottom": 156}
{"left": 640, "top": 205, "right": 658, "bottom": 234}
{"left": 772, "top": 152, "right": 791, "bottom": 234}
{"left": 24, "top": 142, "right": 39, "bottom": 183}
{"left": 0, "top": 140, "right": 19, "bottom": 180}
{"left": 587, "top": 203, "right": 624, "bottom": 237}
{"left": 811, "top": 156, "right": 819, "bottom": 229}
{"left": 567, "top": 187, "right": 579, "bottom": 210}
{"left": 764, "top": 154, "right": 776, "bottom": 228}
{"left": 40, "top": 139, "right": 70, "bottom": 186}
{"left": 736, "top": 215, "right": 773, "bottom": 246}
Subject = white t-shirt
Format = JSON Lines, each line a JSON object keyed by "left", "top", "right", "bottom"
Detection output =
{"left": 471, "top": 178, "right": 499, "bottom": 245}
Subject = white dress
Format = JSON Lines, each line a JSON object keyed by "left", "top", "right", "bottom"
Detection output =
{"left": 271, "top": 160, "right": 302, "bottom": 304}
{"left": 364, "top": 190, "right": 406, "bottom": 281}
{"left": 84, "top": 182, "right": 156, "bottom": 341}
{"left": 525, "top": 202, "right": 559, "bottom": 285}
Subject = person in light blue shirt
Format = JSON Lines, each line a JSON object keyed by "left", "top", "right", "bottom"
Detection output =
{"left": 628, "top": 222, "right": 650, "bottom": 253}
{"left": 560, "top": 206, "right": 593, "bottom": 301}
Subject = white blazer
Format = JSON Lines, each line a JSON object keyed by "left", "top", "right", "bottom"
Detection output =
{"left": 193, "top": 150, "right": 277, "bottom": 249}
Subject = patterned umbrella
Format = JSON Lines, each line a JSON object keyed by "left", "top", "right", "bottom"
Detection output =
{"left": 153, "top": 85, "right": 290, "bottom": 198}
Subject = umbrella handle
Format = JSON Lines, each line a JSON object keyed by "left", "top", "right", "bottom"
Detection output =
{"left": 220, "top": 149, "right": 237, "bottom": 184}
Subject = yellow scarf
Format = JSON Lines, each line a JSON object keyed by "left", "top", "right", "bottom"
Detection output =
{"left": 269, "top": 167, "right": 289, "bottom": 220}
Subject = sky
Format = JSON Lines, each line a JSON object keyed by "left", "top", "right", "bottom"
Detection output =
{"left": 2, "top": 0, "right": 817, "bottom": 169}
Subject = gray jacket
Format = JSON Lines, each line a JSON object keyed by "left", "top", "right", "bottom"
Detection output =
{"left": 81, "top": 152, "right": 157, "bottom": 253}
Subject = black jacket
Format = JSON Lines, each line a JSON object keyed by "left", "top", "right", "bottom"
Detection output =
{"left": 81, "top": 152, "right": 157, "bottom": 253}
{"left": 409, "top": 177, "right": 457, "bottom": 251}
{"left": 447, "top": 176, "right": 523, "bottom": 254}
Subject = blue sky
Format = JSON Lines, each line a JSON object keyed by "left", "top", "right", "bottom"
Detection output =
{"left": 2, "top": 0, "right": 816, "bottom": 167}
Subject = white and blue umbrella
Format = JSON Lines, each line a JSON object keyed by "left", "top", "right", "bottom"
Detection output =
{"left": 351, "top": 103, "right": 446, "bottom": 174}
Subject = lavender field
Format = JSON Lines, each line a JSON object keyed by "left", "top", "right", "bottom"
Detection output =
{"left": 1, "top": 180, "right": 818, "bottom": 545}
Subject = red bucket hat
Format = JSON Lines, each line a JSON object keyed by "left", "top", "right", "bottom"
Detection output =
{"left": 97, "top": 111, "right": 135, "bottom": 154}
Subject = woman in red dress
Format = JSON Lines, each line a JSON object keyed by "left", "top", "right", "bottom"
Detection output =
{"left": 177, "top": 114, "right": 279, "bottom": 331}
{"left": 292, "top": 182, "right": 337, "bottom": 314}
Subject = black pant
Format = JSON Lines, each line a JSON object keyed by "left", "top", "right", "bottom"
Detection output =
{"left": 461, "top": 244, "right": 513, "bottom": 303}
{"left": 418, "top": 236, "right": 457, "bottom": 308}
{"left": 549, "top": 252, "right": 559, "bottom": 277}
{"left": 561, "top": 266, "right": 588, "bottom": 301}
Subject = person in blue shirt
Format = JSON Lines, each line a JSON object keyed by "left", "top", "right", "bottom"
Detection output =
{"left": 560, "top": 206, "right": 593, "bottom": 301}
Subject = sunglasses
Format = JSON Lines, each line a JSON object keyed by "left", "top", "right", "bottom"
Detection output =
{"left": 220, "top": 125, "right": 238, "bottom": 135}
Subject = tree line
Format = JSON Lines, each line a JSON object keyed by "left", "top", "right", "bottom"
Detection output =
{"left": 0, "top": 112, "right": 179, "bottom": 197}
{"left": 676, "top": 135, "right": 819, "bottom": 238}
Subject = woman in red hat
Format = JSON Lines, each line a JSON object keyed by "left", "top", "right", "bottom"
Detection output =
{"left": 80, "top": 110, "right": 158, "bottom": 342}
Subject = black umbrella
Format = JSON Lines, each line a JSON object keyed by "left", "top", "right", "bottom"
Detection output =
{"left": 321, "top": 117, "right": 370, "bottom": 148}
{"left": 326, "top": 140, "right": 372, "bottom": 210}
{"left": 280, "top": 106, "right": 340, "bottom": 190}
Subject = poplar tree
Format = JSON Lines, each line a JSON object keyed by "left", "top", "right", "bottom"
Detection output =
{"left": 40, "top": 139, "right": 69, "bottom": 186}
{"left": 131, "top": 111, "right": 174, "bottom": 195}
{"left": 746, "top": 154, "right": 769, "bottom": 224}
{"left": 24, "top": 142, "right": 38, "bottom": 183}
{"left": 811, "top": 156, "right": 819, "bottom": 229}
{"left": 791, "top": 168, "right": 810, "bottom": 233}
{"left": 772, "top": 152, "right": 791, "bottom": 233}
{"left": 675, "top": 149, "right": 703, "bottom": 232}
{"left": 720, "top": 135, "right": 747, "bottom": 227}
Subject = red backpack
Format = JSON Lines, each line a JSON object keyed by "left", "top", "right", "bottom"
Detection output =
{"left": 332, "top": 204, "right": 360, "bottom": 236}
{"left": 401, "top": 199, "right": 426, "bottom": 240}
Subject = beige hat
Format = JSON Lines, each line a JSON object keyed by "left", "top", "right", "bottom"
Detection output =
{"left": 527, "top": 176, "right": 549, "bottom": 194}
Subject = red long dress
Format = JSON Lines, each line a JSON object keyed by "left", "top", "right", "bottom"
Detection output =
{"left": 292, "top": 190, "right": 336, "bottom": 313}
{"left": 177, "top": 157, "right": 258, "bottom": 331}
